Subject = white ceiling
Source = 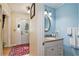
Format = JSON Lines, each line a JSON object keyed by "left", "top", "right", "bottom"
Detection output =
{"left": 44, "top": 3, "right": 64, "bottom": 8}
{"left": 7, "top": 3, "right": 64, "bottom": 14}
{"left": 8, "top": 3, "right": 31, "bottom": 14}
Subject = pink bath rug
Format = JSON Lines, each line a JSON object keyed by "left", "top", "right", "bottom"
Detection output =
{"left": 9, "top": 44, "right": 29, "bottom": 56}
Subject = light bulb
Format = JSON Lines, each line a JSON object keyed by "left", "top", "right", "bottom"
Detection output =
{"left": 44, "top": 11, "right": 47, "bottom": 15}
{"left": 17, "top": 28, "right": 20, "bottom": 30}
{"left": 23, "top": 20, "right": 26, "bottom": 22}
{"left": 27, "top": 10, "right": 30, "bottom": 14}
{"left": 48, "top": 12, "right": 52, "bottom": 16}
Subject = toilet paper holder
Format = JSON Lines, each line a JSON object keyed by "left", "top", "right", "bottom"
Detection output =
{"left": 67, "top": 27, "right": 72, "bottom": 37}
{"left": 68, "top": 33, "right": 72, "bottom": 37}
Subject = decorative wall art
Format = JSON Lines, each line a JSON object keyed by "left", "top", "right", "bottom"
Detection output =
{"left": 30, "top": 3, "right": 35, "bottom": 19}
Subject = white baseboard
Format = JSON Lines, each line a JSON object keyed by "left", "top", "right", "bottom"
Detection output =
{"left": 10, "top": 44, "right": 17, "bottom": 47}
{"left": 5, "top": 43, "right": 28, "bottom": 47}
{"left": 5, "top": 44, "right": 17, "bottom": 47}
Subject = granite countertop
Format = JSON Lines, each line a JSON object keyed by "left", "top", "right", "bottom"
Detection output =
{"left": 44, "top": 37, "right": 63, "bottom": 43}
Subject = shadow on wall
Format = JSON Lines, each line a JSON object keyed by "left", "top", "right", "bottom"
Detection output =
{"left": 56, "top": 4, "right": 79, "bottom": 56}
{"left": 64, "top": 45, "right": 75, "bottom": 56}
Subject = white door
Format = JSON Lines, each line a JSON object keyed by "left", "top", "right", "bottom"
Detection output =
{"left": 20, "top": 20, "right": 29, "bottom": 44}
{"left": 16, "top": 20, "right": 21, "bottom": 45}
{"left": 29, "top": 4, "right": 44, "bottom": 55}
{"left": 16, "top": 20, "right": 29, "bottom": 45}
{"left": 3, "top": 15, "right": 8, "bottom": 47}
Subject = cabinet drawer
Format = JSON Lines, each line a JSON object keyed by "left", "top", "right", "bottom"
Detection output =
{"left": 57, "top": 52, "right": 63, "bottom": 56}
{"left": 57, "top": 40, "right": 63, "bottom": 45}
{"left": 44, "top": 39, "right": 63, "bottom": 56}
{"left": 45, "top": 46, "right": 57, "bottom": 56}
{"left": 57, "top": 40, "right": 63, "bottom": 48}
{"left": 45, "top": 41, "right": 57, "bottom": 47}
{"left": 57, "top": 48, "right": 63, "bottom": 56}
{"left": 57, "top": 44, "right": 63, "bottom": 49}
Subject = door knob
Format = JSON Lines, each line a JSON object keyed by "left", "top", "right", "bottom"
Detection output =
{"left": 51, "top": 48, "right": 54, "bottom": 50}
{"left": 42, "top": 42, "right": 45, "bottom": 45}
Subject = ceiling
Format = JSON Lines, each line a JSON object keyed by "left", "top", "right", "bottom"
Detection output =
{"left": 44, "top": 3, "right": 64, "bottom": 8}
{"left": 8, "top": 3, "right": 64, "bottom": 14}
{"left": 8, "top": 3, "right": 31, "bottom": 14}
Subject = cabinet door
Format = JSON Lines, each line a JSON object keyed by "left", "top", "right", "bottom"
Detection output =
{"left": 57, "top": 40, "right": 63, "bottom": 56}
{"left": 44, "top": 46, "right": 57, "bottom": 56}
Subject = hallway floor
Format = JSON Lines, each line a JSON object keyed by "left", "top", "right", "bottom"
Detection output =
{"left": 3, "top": 47, "right": 11, "bottom": 56}
{"left": 3, "top": 44, "right": 29, "bottom": 56}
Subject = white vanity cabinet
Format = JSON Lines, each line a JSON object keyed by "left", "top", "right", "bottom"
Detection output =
{"left": 44, "top": 38, "right": 63, "bottom": 56}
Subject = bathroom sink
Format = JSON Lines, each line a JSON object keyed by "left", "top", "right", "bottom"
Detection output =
{"left": 45, "top": 37, "right": 63, "bottom": 42}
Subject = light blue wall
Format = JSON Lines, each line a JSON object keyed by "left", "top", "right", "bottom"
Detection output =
{"left": 78, "top": 4, "right": 79, "bottom": 25}
{"left": 56, "top": 4, "right": 78, "bottom": 46}
{"left": 55, "top": 4, "right": 78, "bottom": 56}
{"left": 44, "top": 4, "right": 79, "bottom": 56}
{"left": 44, "top": 5, "right": 56, "bottom": 35}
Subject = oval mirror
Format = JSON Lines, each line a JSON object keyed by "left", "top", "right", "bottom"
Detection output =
{"left": 44, "top": 14, "right": 51, "bottom": 32}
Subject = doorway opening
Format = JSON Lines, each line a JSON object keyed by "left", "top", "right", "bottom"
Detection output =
{"left": 3, "top": 17, "right": 30, "bottom": 56}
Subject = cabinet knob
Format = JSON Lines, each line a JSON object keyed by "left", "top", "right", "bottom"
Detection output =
{"left": 42, "top": 42, "right": 45, "bottom": 45}
{"left": 51, "top": 48, "right": 54, "bottom": 50}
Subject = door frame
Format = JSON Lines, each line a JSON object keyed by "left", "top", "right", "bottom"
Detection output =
{"left": 0, "top": 4, "right": 3, "bottom": 55}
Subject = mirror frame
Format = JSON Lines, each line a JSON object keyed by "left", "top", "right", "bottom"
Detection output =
{"left": 44, "top": 15, "right": 51, "bottom": 32}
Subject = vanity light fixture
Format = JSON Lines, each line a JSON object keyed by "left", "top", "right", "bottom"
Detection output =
{"left": 17, "top": 24, "right": 20, "bottom": 30}
{"left": 44, "top": 9, "right": 52, "bottom": 16}
{"left": 27, "top": 10, "right": 30, "bottom": 14}
{"left": 48, "top": 12, "right": 52, "bottom": 16}
{"left": 27, "top": 6, "right": 30, "bottom": 14}
{"left": 23, "top": 20, "right": 26, "bottom": 22}
{"left": 44, "top": 9, "right": 47, "bottom": 15}
{"left": 44, "top": 11, "right": 47, "bottom": 15}
{"left": 45, "top": 28, "right": 48, "bottom": 31}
